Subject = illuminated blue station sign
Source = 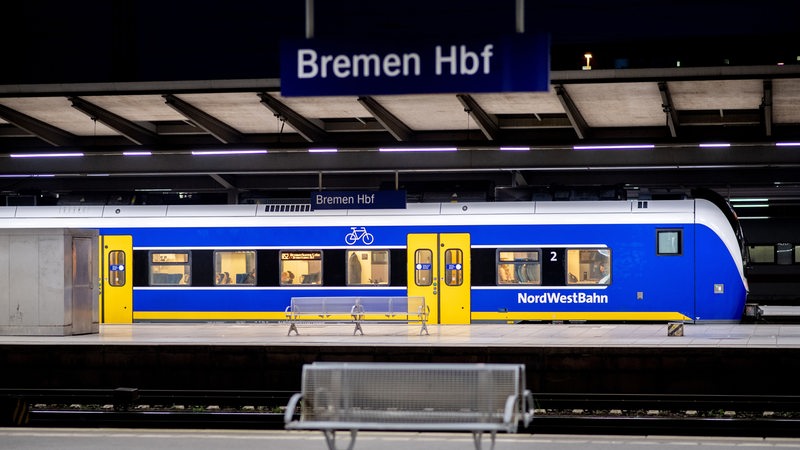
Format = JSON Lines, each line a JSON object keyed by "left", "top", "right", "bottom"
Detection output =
{"left": 312, "top": 190, "right": 407, "bottom": 210}
{"left": 280, "top": 34, "right": 550, "bottom": 96}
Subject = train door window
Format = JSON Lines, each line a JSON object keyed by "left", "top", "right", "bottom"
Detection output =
{"left": 497, "top": 250, "right": 541, "bottom": 285}
{"left": 280, "top": 251, "right": 322, "bottom": 285}
{"left": 149, "top": 251, "right": 191, "bottom": 285}
{"left": 776, "top": 243, "right": 793, "bottom": 265}
{"left": 214, "top": 250, "right": 256, "bottom": 285}
{"left": 657, "top": 229, "right": 682, "bottom": 255}
{"left": 414, "top": 249, "right": 433, "bottom": 286}
{"left": 444, "top": 249, "right": 464, "bottom": 286}
{"left": 566, "top": 248, "right": 611, "bottom": 285}
{"left": 108, "top": 250, "right": 126, "bottom": 286}
{"left": 346, "top": 250, "right": 390, "bottom": 285}
{"left": 747, "top": 245, "right": 775, "bottom": 263}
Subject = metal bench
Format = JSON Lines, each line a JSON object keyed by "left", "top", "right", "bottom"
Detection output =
{"left": 284, "top": 362, "right": 534, "bottom": 450}
{"left": 285, "top": 296, "right": 429, "bottom": 336}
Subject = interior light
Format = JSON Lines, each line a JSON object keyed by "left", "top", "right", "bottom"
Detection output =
{"left": 500, "top": 146, "right": 530, "bottom": 151}
{"left": 379, "top": 147, "right": 457, "bottom": 152}
{"left": 573, "top": 144, "right": 654, "bottom": 150}
{"left": 123, "top": 151, "right": 152, "bottom": 156}
{"left": 10, "top": 152, "right": 84, "bottom": 158}
{"left": 191, "top": 149, "right": 268, "bottom": 155}
{"left": 776, "top": 142, "right": 800, "bottom": 147}
{"left": 309, "top": 148, "right": 338, "bottom": 153}
{"left": 730, "top": 198, "right": 768, "bottom": 202}
{"left": 732, "top": 203, "right": 769, "bottom": 208}
{"left": 698, "top": 143, "right": 730, "bottom": 148}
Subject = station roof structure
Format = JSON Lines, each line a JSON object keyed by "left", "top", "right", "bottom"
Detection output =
{"left": 1, "top": 0, "right": 800, "bottom": 214}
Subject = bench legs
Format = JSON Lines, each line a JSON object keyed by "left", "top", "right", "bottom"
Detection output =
{"left": 288, "top": 322, "right": 299, "bottom": 336}
{"left": 472, "top": 430, "right": 497, "bottom": 450}
{"left": 322, "top": 429, "right": 358, "bottom": 450}
{"left": 420, "top": 320, "right": 429, "bottom": 336}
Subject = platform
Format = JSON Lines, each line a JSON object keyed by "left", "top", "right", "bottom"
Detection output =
{"left": 1, "top": 322, "right": 800, "bottom": 348}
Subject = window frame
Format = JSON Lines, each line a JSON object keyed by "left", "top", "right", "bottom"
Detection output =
{"left": 656, "top": 229, "right": 683, "bottom": 256}
{"left": 279, "top": 250, "right": 323, "bottom": 286}
{"left": 148, "top": 250, "right": 192, "bottom": 286}
{"left": 213, "top": 249, "right": 257, "bottom": 285}
{"left": 496, "top": 249, "right": 541, "bottom": 286}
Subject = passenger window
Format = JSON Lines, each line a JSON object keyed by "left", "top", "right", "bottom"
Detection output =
{"left": 776, "top": 243, "right": 793, "bottom": 265}
{"left": 748, "top": 245, "right": 775, "bottom": 263}
{"left": 566, "top": 248, "right": 611, "bottom": 285}
{"left": 214, "top": 250, "right": 256, "bottom": 285}
{"left": 414, "top": 249, "right": 433, "bottom": 286}
{"left": 347, "top": 250, "right": 390, "bottom": 285}
{"left": 444, "top": 249, "right": 463, "bottom": 286}
{"left": 280, "top": 251, "right": 322, "bottom": 285}
{"left": 108, "top": 250, "right": 126, "bottom": 287}
{"left": 795, "top": 245, "right": 800, "bottom": 264}
{"left": 657, "top": 229, "right": 682, "bottom": 255}
{"left": 150, "top": 251, "right": 191, "bottom": 285}
{"left": 497, "top": 250, "right": 540, "bottom": 285}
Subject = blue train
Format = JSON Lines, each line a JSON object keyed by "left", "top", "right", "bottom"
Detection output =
{"left": 0, "top": 198, "right": 748, "bottom": 323}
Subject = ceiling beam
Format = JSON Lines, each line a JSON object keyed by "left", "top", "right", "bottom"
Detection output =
{"left": 257, "top": 93, "right": 327, "bottom": 143}
{"left": 163, "top": 94, "right": 243, "bottom": 144}
{"left": 357, "top": 96, "right": 414, "bottom": 141}
{"left": 762, "top": 79, "right": 773, "bottom": 137}
{"left": 658, "top": 81, "right": 679, "bottom": 138}
{"left": 209, "top": 173, "right": 236, "bottom": 190}
{"left": 0, "top": 103, "right": 77, "bottom": 147}
{"left": 554, "top": 84, "right": 589, "bottom": 139}
{"left": 69, "top": 97, "right": 159, "bottom": 146}
{"left": 456, "top": 94, "right": 499, "bottom": 141}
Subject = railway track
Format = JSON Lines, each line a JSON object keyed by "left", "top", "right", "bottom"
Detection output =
{"left": 4, "top": 390, "right": 800, "bottom": 437}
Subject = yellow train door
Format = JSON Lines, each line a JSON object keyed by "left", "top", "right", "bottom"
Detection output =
{"left": 99, "top": 235, "right": 133, "bottom": 323}
{"left": 407, "top": 233, "right": 471, "bottom": 324}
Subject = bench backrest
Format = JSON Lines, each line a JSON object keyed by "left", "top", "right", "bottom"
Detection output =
{"left": 290, "top": 296, "right": 426, "bottom": 316}
{"left": 298, "top": 362, "right": 526, "bottom": 427}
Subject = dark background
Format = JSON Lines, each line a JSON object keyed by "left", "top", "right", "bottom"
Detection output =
{"left": 3, "top": 0, "right": 799, "bottom": 84}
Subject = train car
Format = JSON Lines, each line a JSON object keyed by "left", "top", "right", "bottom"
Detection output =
{"left": 0, "top": 198, "right": 748, "bottom": 324}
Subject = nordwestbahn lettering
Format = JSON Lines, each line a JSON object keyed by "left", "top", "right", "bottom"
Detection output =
{"left": 518, "top": 292, "right": 609, "bottom": 304}
{"left": 281, "top": 34, "right": 549, "bottom": 96}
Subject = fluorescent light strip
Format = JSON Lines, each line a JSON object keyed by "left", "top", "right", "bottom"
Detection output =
{"left": 776, "top": 142, "right": 800, "bottom": 147}
{"left": 573, "top": 144, "right": 654, "bottom": 150}
{"left": 191, "top": 149, "right": 268, "bottom": 156}
{"left": 123, "top": 151, "right": 152, "bottom": 156}
{"left": 500, "top": 146, "right": 530, "bottom": 151}
{"left": 732, "top": 204, "right": 769, "bottom": 208}
{"left": 730, "top": 198, "right": 768, "bottom": 202}
{"left": 738, "top": 216, "right": 770, "bottom": 220}
{"left": 698, "top": 143, "right": 731, "bottom": 148}
{"left": 10, "top": 152, "right": 84, "bottom": 158}
{"left": 309, "top": 148, "right": 338, "bottom": 153}
{"left": 379, "top": 147, "right": 457, "bottom": 152}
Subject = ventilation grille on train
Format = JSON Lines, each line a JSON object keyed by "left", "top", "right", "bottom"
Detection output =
{"left": 265, "top": 204, "right": 312, "bottom": 213}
